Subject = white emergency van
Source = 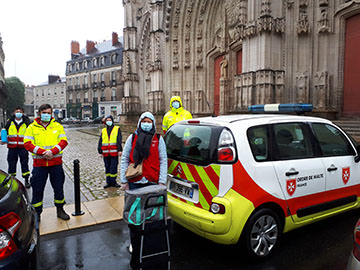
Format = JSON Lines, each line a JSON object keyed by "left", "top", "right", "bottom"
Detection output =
{"left": 164, "top": 106, "right": 360, "bottom": 259}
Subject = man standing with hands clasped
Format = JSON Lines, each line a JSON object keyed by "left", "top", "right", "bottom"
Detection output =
{"left": 24, "top": 104, "right": 70, "bottom": 221}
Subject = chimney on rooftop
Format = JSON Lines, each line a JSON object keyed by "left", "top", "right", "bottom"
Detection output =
{"left": 71, "top": 41, "right": 80, "bottom": 55}
{"left": 86, "top": 40, "right": 95, "bottom": 54}
{"left": 112, "top": 32, "right": 119, "bottom": 46}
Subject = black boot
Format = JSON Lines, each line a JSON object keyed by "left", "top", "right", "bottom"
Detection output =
{"left": 24, "top": 177, "right": 30, "bottom": 189}
{"left": 57, "top": 207, "right": 70, "bottom": 220}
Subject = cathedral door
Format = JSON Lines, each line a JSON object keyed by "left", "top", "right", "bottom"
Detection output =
{"left": 344, "top": 13, "right": 360, "bottom": 114}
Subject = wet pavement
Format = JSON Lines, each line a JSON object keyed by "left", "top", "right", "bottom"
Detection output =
{"left": 40, "top": 209, "right": 358, "bottom": 270}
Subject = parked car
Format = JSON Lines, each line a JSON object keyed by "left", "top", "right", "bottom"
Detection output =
{"left": 164, "top": 104, "right": 360, "bottom": 259}
{"left": 0, "top": 169, "right": 39, "bottom": 270}
{"left": 347, "top": 219, "right": 360, "bottom": 269}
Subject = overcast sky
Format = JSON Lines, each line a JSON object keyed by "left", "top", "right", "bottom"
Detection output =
{"left": 0, "top": 0, "right": 124, "bottom": 86}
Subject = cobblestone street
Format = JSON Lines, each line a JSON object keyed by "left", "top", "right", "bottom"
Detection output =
{"left": 63, "top": 126, "right": 126, "bottom": 200}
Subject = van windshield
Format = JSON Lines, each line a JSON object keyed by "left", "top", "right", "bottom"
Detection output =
{"left": 165, "top": 124, "right": 217, "bottom": 165}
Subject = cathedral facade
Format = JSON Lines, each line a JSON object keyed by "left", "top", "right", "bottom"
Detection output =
{"left": 122, "top": 0, "right": 360, "bottom": 119}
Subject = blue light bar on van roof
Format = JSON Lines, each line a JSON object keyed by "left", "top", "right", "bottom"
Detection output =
{"left": 248, "top": 103, "right": 313, "bottom": 113}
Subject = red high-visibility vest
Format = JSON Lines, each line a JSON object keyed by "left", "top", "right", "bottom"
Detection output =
{"left": 128, "top": 134, "right": 160, "bottom": 183}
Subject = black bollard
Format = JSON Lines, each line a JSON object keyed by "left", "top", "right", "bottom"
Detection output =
{"left": 72, "top": 159, "right": 85, "bottom": 216}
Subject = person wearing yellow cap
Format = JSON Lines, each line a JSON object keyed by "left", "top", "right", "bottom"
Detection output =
{"left": 162, "top": 96, "right": 192, "bottom": 134}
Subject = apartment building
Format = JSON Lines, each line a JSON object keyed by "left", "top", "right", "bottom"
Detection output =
{"left": 65, "top": 32, "right": 123, "bottom": 121}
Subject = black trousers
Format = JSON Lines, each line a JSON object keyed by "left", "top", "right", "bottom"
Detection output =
{"left": 31, "top": 165, "right": 65, "bottom": 214}
{"left": 7, "top": 147, "right": 30, "bottom": 178}
{"left": 103, "top": 156, "right": 119, "bottom": 185}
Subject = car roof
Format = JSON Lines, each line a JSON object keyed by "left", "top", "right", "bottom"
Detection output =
{"left": 180, "top": 114, "right": 333, "bottom": 126}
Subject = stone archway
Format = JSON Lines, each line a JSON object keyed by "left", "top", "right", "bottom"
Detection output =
{"left": 343, "top": 13, "right": 360, "bottom": 114}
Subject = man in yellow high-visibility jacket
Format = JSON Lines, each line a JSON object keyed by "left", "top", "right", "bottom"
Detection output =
{"left": 162, "top": 96, "right": 192, "bottom": 134}
{"left": 1, "top": 107, "right": 31, "bottom": 188}
{"left": 24, "top": 104, "right": 70, "bottom": 221}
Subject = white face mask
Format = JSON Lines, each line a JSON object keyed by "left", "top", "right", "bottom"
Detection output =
{"left": 172, "top": 101, "right": 180, "bottom": 109}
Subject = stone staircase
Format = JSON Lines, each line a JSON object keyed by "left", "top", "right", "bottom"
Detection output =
{"left": 333, "top": 119, "right": 360, "bottom": 143}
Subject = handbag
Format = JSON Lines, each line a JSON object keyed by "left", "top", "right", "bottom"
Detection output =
{"left": 125, "top": 162, "right": 143, "bottom": 180}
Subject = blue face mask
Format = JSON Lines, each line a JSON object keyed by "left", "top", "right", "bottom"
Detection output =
{"left": 172, "top": 101, "right": 180, "bottom": 109}
{"left": 41, "top": 113, "right": 51, "bottom": 122}
{"left": 106, "top": 121, "right": 113, "bottom": 126}
{"left": 141, "top": 122, "right": 153, "bottom": 132}
{"left": 15, "top": 112, "right": 23, "bottom": 119}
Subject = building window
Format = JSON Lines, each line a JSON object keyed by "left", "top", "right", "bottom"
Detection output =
{"left": 100, "top": 56, "right": 105, "bottom": 66}
{"left": 111, "top": 71, "right": 116, "bottom": 80}
{"left": 93, "top": 74, "right": 97, "bottom": 82}
{"left": 111, "top": 54, "right": 117, "bottom": 64}
{"left": 68, "top": 78, "right": 72, "bottom": 86}
{"left": 68, "top": 64, "right": 72, "bottom": 72}
{"left": 83, "top": 60, "right": 88, "bottom": 69}
{"left": 101, "top": 90, "right": 105, "bottom": 101}
{"left": 93, "top": 58, "right": 97, "bottom": 67}
{"left": 76, "top": 62, "right": 80, "bottom": 71}
{"left": 84, "top": 91, "right": 89, "bottom": 103}
{"left": 101, "top": 73, "right": 105, "bottom": 82}
{"left": 42, "top": 89, "right": 44, "bottom": 96}
{"left": 111, "top": 88, "right": 116, "bottom": 101}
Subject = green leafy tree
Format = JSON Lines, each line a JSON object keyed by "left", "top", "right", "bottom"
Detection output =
{"left": 5, "top": 76, "right": 25, "bottom": 116}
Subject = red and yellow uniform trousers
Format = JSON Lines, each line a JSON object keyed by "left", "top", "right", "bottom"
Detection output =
{"left": 101, "top": 126, "right": 120, "bottom": 185}
{"left": 24, "top": 118, "right": 68, "bottom": 214}
{"left": 7, "top": 121, "right": 30, "bottom": 179}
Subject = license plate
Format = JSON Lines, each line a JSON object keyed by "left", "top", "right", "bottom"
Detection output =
{"left": 170, "top": 181, "right": 194, "bottom": 199}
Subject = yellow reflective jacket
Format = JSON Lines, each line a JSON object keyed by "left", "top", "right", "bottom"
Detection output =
{"left": 101, "top": 126, "right": 120, "bottom": 157}
{"left": 7, "top": 121, "right": 28, "bottom": 148}
{"left": 162, "top": 96, "right": 192, "bottom": 133}
{"left": 24, "top": 118, "right": 68, "bottom": 167}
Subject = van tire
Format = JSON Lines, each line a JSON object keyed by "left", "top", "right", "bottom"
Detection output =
{"left": 241, "top": 208, "right": 281, "bottom": 260}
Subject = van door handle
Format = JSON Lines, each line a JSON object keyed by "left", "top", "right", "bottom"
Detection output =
{"left": 285, "top": 171, "right": 299, "bottom": 176}
{"left": 327, "top": 167, "right": 338, "bottom": 172}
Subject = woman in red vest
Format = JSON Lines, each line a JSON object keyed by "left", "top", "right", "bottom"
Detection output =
{"left": 120, "top": 111, "right": 167, "bottom": 269}
{"left": 120, "top": 111, "right": 167, "bottom": 190}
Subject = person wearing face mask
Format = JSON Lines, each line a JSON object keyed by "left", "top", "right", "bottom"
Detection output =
{"left": 120, "top": 112, "right": 167, "bottom": 268}
{"left": 120, "top": 112, "right": 167, "bottom": 190}
{"left": 162, "top": 96, "right": 192, "bottom": 134}
{"left": 24, "top": 104, "right": 70, "bottom": 222}
{"left": 1, "top": 107, "right": 31, "bottom": 188}
{"left": 98, "top": 115, "right": 122, "bottom": 188}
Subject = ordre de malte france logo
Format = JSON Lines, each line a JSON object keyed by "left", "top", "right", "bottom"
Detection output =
{"left": 342, "top": 167, "right": 350, "bottom": 184}
{"left": 286, "top": 179, "right": 296, "bottom": 196}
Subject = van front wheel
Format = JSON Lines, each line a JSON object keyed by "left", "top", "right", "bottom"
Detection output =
{"left": 242, "top": 208, "right": 281, "bottom": 259}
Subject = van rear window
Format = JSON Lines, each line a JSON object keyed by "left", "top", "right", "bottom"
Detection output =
{"left": 165, "top": 124, "right": 216, "bottom": 165}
